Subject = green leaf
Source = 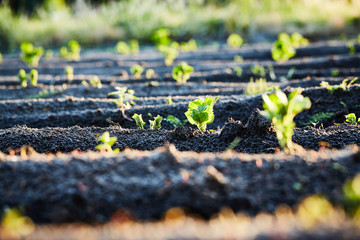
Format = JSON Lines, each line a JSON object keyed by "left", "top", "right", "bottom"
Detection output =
{"left": 185, "top": 96, "right": 218, "bottom": 130}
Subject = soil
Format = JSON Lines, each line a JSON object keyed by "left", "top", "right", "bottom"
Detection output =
{"left": 0, "top": 41, "right": 360, "bottom": 238}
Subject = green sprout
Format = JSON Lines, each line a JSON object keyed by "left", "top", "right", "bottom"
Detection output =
{"left": 172, "top": 61, "right": 194, "bottom": 84}
{"left": 347, "top": 41, "right": 356, "bottom": 55}
{"left": 233, "top": 67, "right": 242, "bottom": 77}
{"left": 185, "top": 96, "right": 219, "bottom": 131}
{"left": 116, "top": 41, "right": 131, "bottom": 55}
{"left": 149, "top": 115, "right": 163, "bottom": 130}
{"left": 45, "top": 49, "right": 53, "bottom": 60}
{"left": 245, "top": 78, "right": 278, "bottom": 95}
{"left": 331, "top": 69, "right": 339, "bottom": 77}
{"left": 158, "top": 42, "right": 179, "bottom": 66}
{"left": 345, "top": 113, "right": 359, "bottom": 125}
{"left": 152, "top": 28, "right": 171, "bottom": 46}
{"left": 271, "top": 33, "right": 296, "bottom": 62}
{"left": 20, "top": 42, "right": 44, "bottom": 67}
{"left": 300, "top": 112, "right": 335, "bottom": 126}
{"left": 29, "top": 69, "right": 38, "bottom": 86}
{"left": 59, "top": 40, "right": 81, "bottom": 61}
{"left": 227, "top": 33, "right": 243, "bottom": 48}
{"left": 18, "top": 69, "right": 28, "bottom": 88}
{"left": 109, "top": 87, "right": 137, "bottom": 121}
{"left": 18, "top": 69, "right": 38, "bottom": 88}
{"left": 130, "top": 64, "right": 144, "bottom": 79}
{"left": 132, "top": 113, "right": 146, "bottom": 130}
{"left": 0, "top": 52, "right": 2, "bottom": 64}
{"left": 320, "top": 77, "right": 358, "bottom": 94}
{"left": 261, "top": 89, "right": 311, "bottom": 153}
{"left": 180, "top": 39, "right": 197, "bottom": 52}
{"left": 129, "top": 40, "right": 139, "bottom": 54}
{"left": 272, "top": 32, "right": 308, "bottom": 62}
{"left": 26, "top": 86, "right": 65, "bottom": 99}
{"left": 146, "top": 69, "right": 155, "bottom": 79}
{"left": 234, "top": 55, "right": 243, "bottom": 62}
{"left": 64, "top": 65, "right": 74, "bottom": 82}
{"left": 84, "top": 75, "right": 102, "bottom": 88}
{"left": 96, "top": 131, "right": 119, "bottom": 153}
{"left": 164, "top": 115, "right": 186, "bottom": 128}
{"left": 166, "top": 96, "right": 173, "bottom": 105}
{"left": 251, "top": 64, "right": 266, "bottom": 77}
{"left": 146, "top": 81, "right": 159, "bottom": 87}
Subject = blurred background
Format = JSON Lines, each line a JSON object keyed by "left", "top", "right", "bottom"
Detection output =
{"left": 0, "top": 0, "right": 359, "bottom": 52}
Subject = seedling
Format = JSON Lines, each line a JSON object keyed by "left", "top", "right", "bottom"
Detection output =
{"left": 129, "top": 40, "right": 139, "bottom": 54}
{"left": 227, "top": 33, "right": 243, "bottom": 48}
{"left": 234, "top": 55, "right": 243, "bottom": 62}
{"left": 345, "top": 113, "right": 359, "bottom": 125}
{"left": 233, "top": 67, "right": 242, "bottom": 77}
{"left": 347, "top": 41, "right": 356, "bottom": 55}
{"left": 164, "top": 115, "right": 185, "bottom": 128}
{"left": 59, "top": 40, "right": 81, "bottom": 61}
{"left": 146, "top": 69, "right": 155, "bottom": 79}
{"left": 320, "top": 77, "right": 358, "bottom": 94}
{"left": 132, "top": 114, "right": 145, "bottom": 130}
{"left": 166, "top": 96, "right": 173, "bottom": 105}
{"left": 331, "top": 69, "right": 339, "bottom": 77}
{"left": 0, "top": 52, "right": 2, "bottom": 64}
{"left": 96, "top": 131, "right": 119, "bottom": 153}
{"left": 261, "top": 89, "right": 311, "bottom": 153}
{"left": 149, "top": 115, "right": 163, "bottom": 130}
{"left": 64, "top": 65, "right": 74, "bottom": 82}
{"left": 130, "top": 64, "right": 144, "bottom": 79}
{"left": 272, "top": 32, "right": 308, "bottom": 61}
{"left": 109, "top": 87, "right": 137, "bottom": 121}
{"left": 172, "top": 62, "right": 194, "bottom": 84}
{"left": 180, "top": 39, "right": 197, "bottom": 52}
{"left": 20, "top": 42, "right": 44, "bottom": 67}
{"left": 271, "top": 33, "right": 296, "bottom": 61}
{"left": 45, "top": 49, "right": 53, "bottom": 60}
{"left": 26, "top": 86, "right": 65, "bottom": 99}
{"left": 245, "top": 78, "right": 277, "bottom": 95}
{"left": 158, "top": 42, "right": 179, "bottom": 66}
{"left": 251, "top": 64, "right": 266, "bottom": 77}
{"left": 145, "top": 81, "right": 158, "bottom": 87}
{"left": 300, "top": 112, "right": 335, "bottom": 126}
{"left": 152, "top": 28, "right": 171, "bottom": 46}
{"left": 116, "top": 41, "right": 131, "bottom": 55}
{"left": 18, "top": 69, "right": 38, "bottom": 88}
{"left": 83, "top": 76, "right": 102, "bottom": 88}
{"left": 18, "top": 69, "right": 28, "bottom": 88}
{"left": 185, "top": 96, "right": 219, "bottom": 131}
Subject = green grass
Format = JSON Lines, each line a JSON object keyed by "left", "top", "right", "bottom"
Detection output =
{"left": 1, "top": 0, "right": 360, "bottom": 51}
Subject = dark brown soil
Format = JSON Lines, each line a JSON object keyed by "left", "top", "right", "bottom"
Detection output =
{"left": 0, "top": 41, "right": 360, "bottom": 238}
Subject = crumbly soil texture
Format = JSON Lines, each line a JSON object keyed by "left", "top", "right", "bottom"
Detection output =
{"left": 0, "top": 41, "right": 360, "bottom": 237}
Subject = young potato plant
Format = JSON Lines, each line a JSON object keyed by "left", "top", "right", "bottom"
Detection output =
{"left": 345, "top": 113, "right": 359, "bottom": 125}
{"left": 149, "top": 115, "right": 163, "bottom": 130}
{"left": 227, "top": 33, "right": 243, "bottom": 48}
{"left": 82, "top": 76, "right": 102, "bottom": 88}
{"left": 145, "top": 69, "right": 155, "bottom": 79}
{"left": 96, "top": 131, "right": 119, "bottom": 153}
{"left": 64, "top": 65, "right": 74, "bottom": 82}
{"left": 132, "top": 114, "right": 145, "bottom": 130}
{"left": 116, "top": 40, "right": 139, "bottom": 55}
{"left": 151, "top": 28, "right": 171, "bottom": 46}
{"left": 261, "top": 89, "right": 311, "bottom": 153}
{"left": 130, "top": 64, "right": 144, "bottom": 79}
{"left": 233, "top": 67, "right": 242, "bottom": 77}
{"left": 320, "top": 77, "right": 358, "bottom": 94}
{"left": 158, "top": 42, "right": 179, "bottom": 66}
{"left": 18, "top": 69, "right": 39, "bottom": 88}
{"left": 109, "top": 87, "right": 137, "bottom": 121}
{"left": 180, "top": 39, "right": 197, "bottom": 52}
{"left": 172, "top": 62, "right": 194, "bottom": 84}
{"left": 59, "top": 40, "right": 81, "bottom": 61}
{"left": 164, "top": 115, "right": 186, "bottom": 128}
{"left": 272, "top": 32, "right": 308, "bottom": 62}
{"left": 0, "top": 52, "right": 2, "bottom": 64}
{"left": 245, "top": 78, "right": 278, "bottom": 95}
{"left": 20, "top": 42, "right": 44, "bottom": 67}
{"left": 251, "top": 64, "right": 266, "bottom": 77}
{"left": 185, "top": 96, "right": 219, "bottom": 131}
